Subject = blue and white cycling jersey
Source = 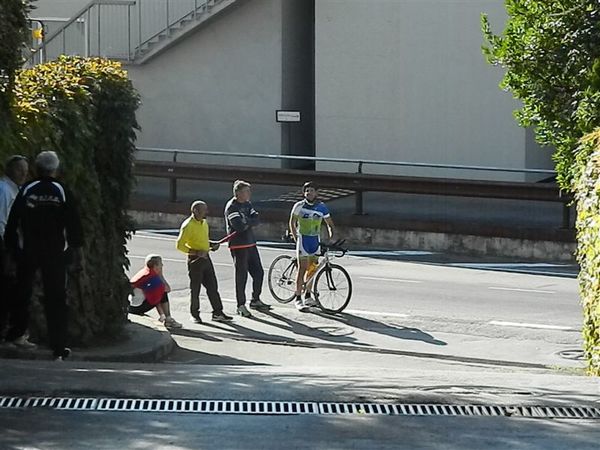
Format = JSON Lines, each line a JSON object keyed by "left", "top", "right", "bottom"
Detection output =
{"left": 290, "top": 200, "right": 330, "bottom": 257}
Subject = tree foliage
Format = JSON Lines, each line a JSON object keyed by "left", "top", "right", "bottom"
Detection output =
{"left": 1, "top": 56, "right": 140, "bottom": 345}
{"left": 483, "top": 1, "right": 600, "bottom": 375}
{"left": 482, "top": 1, "right": 600, "bottom": 190}
{"left": 0, "top": 0, "right": 31, "bottom": 147}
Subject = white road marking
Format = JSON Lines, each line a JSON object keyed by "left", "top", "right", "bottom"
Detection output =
{"left": 134, "top": 235, "right": 176, "bottom": 242}
{"left": 128, "top": 255, "right": 231, "bottom": 267}
{"left": 489, "top": 321, "right": 577, "bottom": 331}
{"left": 451, "top": 262, "right": 571, "bottom": 268}
{"left": 345, "top": 309, "right": 409, "bottom": 319}
{"left": 488, "top": 287, "right": 555, "bottom": 294}
{"left": 360, "top": 276, "right": 422, "bottom": 284}
{"left": 351, "top": 250, "right": 435, "bottom": 257}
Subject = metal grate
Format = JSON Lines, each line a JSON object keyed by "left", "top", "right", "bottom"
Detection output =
{"left": 1, "top": 397, "right": 599, "bottom": 419}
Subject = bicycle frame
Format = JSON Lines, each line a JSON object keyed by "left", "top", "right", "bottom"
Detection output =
{"left": 297, "top": 248, "right": 342, "bottom": 294}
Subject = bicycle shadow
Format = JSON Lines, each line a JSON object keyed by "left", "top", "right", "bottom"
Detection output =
{"left": 312, "top": 311, "right": 447, "bottom": 346}
{"left": 257, "top": 310, "right": 370, "bottom": 346}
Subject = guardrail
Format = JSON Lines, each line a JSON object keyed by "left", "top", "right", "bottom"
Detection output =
{"left": 132, "top": 148, "right": 573, "bottom": 228}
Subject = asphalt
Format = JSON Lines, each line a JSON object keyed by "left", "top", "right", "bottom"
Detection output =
{"left": 0, "top": 310, "right": 597, "bottom": 409}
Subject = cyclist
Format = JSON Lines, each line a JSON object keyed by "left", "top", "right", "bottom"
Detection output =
{"left": 289, "top": 181, "right": 335, "bottom": 311}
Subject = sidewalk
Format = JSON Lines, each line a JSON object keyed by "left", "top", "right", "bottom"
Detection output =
{"left": 0, "top": 315, "right": 174, "bottom": 363}
{"left": 0, "top": 360, "right": 597, "bottom": 408}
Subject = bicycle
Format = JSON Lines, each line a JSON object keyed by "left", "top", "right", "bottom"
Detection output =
{"left": 267, "top": 239, "right": 353, "bottom": 313}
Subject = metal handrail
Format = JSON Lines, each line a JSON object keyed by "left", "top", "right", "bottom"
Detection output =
{"left": 28, "top": 0, "right": 136, "bottom": 64}
{"left": 27, "top": 0, "right": 223, "bottom": 65}
{"left": 135, "top": 146, "right": 557, "bottom": 175}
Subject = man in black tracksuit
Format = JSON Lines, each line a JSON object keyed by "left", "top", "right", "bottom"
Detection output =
{"left": 4, "top": 151, "right": 83, "bottom": 360}
{"left": 224, "top": 180, "right": 271, "bottom": 317}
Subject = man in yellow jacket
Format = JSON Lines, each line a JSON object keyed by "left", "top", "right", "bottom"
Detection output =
{"left": 176, "top": 201, "right": 233, "bottom": 324}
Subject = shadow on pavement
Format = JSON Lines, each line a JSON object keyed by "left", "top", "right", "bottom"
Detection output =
{"left": 163, "top": 344, "right": 269, "bottom": 366}
{"left": 257, "top": 310, "right": 369, "bottom": 346}
{"left": 314, "top": 311, "right": 447, "bottom": 346}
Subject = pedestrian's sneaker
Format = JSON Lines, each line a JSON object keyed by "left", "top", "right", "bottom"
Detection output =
{"left": 249, "top": 298, "right": 271, "bottom": 310}
{"left": 54, "top": 347, "right": 71, "bottom": 361}
{"left": 9, "top": 335, "right": 37, "bottom": 349}
{"left": 190, "top": 315, "right": 203, "bottom": 324}
{"left": 295, "top": 296, "right": 309, "bottom": 312}
{"left": 237, "top": 305, "right": 253, "bottom": 318}
{"left": 212, "top": 312, "right": 234, "bottom": 322}
{"left": 164, "top": 317, "right": 183, "bottom": 329}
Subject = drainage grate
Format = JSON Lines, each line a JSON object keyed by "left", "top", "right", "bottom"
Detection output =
{"left": 1, "top": 397, "right": 598, "bottom": 419}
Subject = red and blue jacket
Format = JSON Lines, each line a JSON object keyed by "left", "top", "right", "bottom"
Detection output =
{"left": 130, "top": 267, "right": 165, "bottom": 306}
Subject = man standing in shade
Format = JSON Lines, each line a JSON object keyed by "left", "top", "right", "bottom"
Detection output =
{"left": 0, "top": 155, "right": 29, "bottom": 341}
{"left": 224, "top": 180, "right": 271, "bottom": 318}
{"left": 4, "top": 151, "right": 82, "bottom": 360}
{"left": 176, "top": 200, "right": 233, "bottom": 324}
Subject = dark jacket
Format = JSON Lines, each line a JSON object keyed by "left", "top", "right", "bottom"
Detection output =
{"left": 5, "top": 177, "right": 83, "bottom": 258}
{"left": 224, "top": 197, "right": 259, "bottom": 250}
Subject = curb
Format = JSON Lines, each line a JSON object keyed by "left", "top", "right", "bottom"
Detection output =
{"left": 0, "top": 315, "right": 176, "bottom": 363}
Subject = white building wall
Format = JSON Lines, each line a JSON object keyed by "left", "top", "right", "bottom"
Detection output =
{"left": 314, "top": 0, "right": 554, "bottom": 180}
{"left": 127, "top": 0, "right": 285, "bottom": 166}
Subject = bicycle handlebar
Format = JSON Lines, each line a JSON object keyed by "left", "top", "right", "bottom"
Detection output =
{"left": 281, "top": 232, "right": 348, "bottom": 256}
{"left": 320, "top": 239, "right": 347, "bottom": 256}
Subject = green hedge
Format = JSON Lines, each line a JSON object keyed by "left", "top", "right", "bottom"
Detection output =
{"left": 575, "top": 130, "right": 600, "bottom": 376}
{"left": 0, "top": 56, "right": 140, "bottom": 345}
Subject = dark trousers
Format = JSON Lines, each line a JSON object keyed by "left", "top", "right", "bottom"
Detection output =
{"left": 128, "top": 292, "right": 169, "bottom": 315}
{"left": 0, "top": 238, "right": 15, "bottom": 339}
{"left": 188, "top": 256, "right": 223, "bottom": 317}
{"left": 230, "top": 246, "right": 264, "bottom": 307}
{"left": 6, "top": 252, "right": 68, "bottom": 357}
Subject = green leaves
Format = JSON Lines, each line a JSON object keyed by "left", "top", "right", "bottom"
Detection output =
{"left": 575, "top": 132, "right": 600, "bottom": 376}
{"left": 0, "top": 56, "right": 140, "bottom": 345}
{"left": 484, "top": 1, "right": 600, "bottom": 376}
{"left": 482, "top": 0, "right": 600, "bottom": 190}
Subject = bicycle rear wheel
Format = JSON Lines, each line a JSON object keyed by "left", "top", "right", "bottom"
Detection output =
{"left": 267, "top": 255, "right": 298, "bottom": 303}
{"left": 313, "top": 263, "right": 352, "bottom": 313}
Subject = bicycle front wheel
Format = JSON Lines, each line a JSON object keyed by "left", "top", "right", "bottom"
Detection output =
{"left": 267, "top": 255, "right": 298, "bottom": 303}
{"left": 313, "top": 263, "right": 352, "bottom": 313}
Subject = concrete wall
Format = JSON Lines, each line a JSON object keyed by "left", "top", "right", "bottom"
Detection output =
{"left": 127, "top": 0, "right": 285, "bottom": 167}
{"left": 281, "top": 0, "right": 315, "bottom": 168}
{"left": 32, "top": 0, "right": 556, "bottom": 180}
{"left": 314, "top": 0, "right": 554, "bottom": 180}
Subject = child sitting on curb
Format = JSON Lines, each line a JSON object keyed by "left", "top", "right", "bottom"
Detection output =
{"left": 128, "top": 254, "right": 182, "bottom": 329}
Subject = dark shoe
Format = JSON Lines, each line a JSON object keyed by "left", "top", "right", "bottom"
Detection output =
{"left": 212, "top": 312, "right": 233, "bottom": 322}
{"left": 237, "top": 305, "right": 253, "bottom": 318}
{"left": 249, "top": 299, "right": 271, "bottom": 310}
{"left": 190, "top": 315, "right": 203, "bottom": 324}
{"left": 54, "top": 347, "right": 71, "bottom": 361}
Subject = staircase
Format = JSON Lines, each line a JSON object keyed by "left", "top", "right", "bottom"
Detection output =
{"left": 28, "top": 0, "right": 240, "bottom": 65}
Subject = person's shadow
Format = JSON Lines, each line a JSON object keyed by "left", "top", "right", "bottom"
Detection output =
{"left": 313, "top": 311, "right": 447, "bottom": 346}
{"left": 257, "top": 309, "right": 369, "bottom": 346}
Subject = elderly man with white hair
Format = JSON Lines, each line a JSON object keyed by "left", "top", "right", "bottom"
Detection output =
{"left": 4, "top": 150, "right": 83, "bottom": 360}
{"left": 0, "top": 155, "right": 29, "bottom": 341}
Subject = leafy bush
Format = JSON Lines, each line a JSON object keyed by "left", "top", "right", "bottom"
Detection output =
{"left": 1, "top": 56, "right": 140, "bottom": 344}
{"left": 0, "top": 0, "right": 31, "bottom": 149}
{"left": 575, "top": 131, "right": 600, "bottom": 376}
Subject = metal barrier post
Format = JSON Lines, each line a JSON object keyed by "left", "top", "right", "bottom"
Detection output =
{"left": 355, "top": 162, "right": 364, "bottom": 215}
{"left": 169, "top": 152, "right": 178, "bottom": 202}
